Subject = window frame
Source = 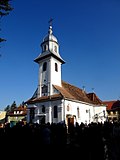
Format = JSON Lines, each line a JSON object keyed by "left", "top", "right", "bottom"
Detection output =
{"left": 55, "top": 63, "right": 58, "bottom": 72}
{"left": 54, "top": 106, "right": 58, "bottom": 118}
{"left": 43, "top": 62, "right": 47, "bottom": 72}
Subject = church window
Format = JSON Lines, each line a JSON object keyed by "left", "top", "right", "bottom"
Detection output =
{"left": 55, "top": 63, "right": 58, "bottom": 72}
{"left": 42, "top": 85, "right": 48, "bottom": 94}
{"left": 54, "top": 46, "right": 57, "bottom": 52}
{"left": 30, "top": 108, "right": 35, "bottom": 123}
{"left": 67, "top": 105, "right": 70, "bottom": 111}
{"left": 77, "top": 107, "right": 80, "bottom": 118}
{"left": 42, "top": 105, "right": 45, "bottom": 113}
{"left": 44, "top": 44, "right": 48, "bottom": 51}
{"left": 54, "top": 106, "right": 58, "bottom": 118}
{"left": 43, "top": 62, "right": 47, "bottom": 71}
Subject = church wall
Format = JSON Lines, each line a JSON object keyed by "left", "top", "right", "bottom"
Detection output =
{"left": 27, "top": 99, "right": 63, "bottom": 124}
{"left": 37, "top": 99, "right": 94, "bottom": 125}
{"left": 27, "top": 100, "right": 107, "bottom": 125}
{"left": 38, "top": 57, "right": 51, "bottom": 97}
{"left": 49, "top": 41, "right": 55, "bottom": 53}
{"left": 93, "top": 105, "right": 107, "bottom": 123}
{"left": 64, "top": 99, "right": 96, "bottom": 125}
{"left": 50, "top": 57, "right": 62, "bottom": 87}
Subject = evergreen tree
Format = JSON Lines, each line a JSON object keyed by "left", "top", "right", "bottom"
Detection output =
{"left": 0, "top": 0, "right": 13, "bottom": 42}
{"left": 10, "top": 101, "right": 17, "bottom": 111}
{"left": 4, "top": 105, "right": 11, "bottom": 112}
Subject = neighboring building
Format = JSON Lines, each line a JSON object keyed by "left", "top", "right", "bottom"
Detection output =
{"left": 0, "top": 111, "right": 6, "bottom": 128}
{"left": 103, "top": 100, "right": 120, "bottom": 122}
{"left": 7, "top": 105, "right": 27, "bottom": 126}
{"left": 26, "top": 23, "right": 107, "bottom": 126}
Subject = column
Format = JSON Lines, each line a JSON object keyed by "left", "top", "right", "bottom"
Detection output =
{"left": 49, "top": 106, "right": 52, "bottom": 124}
{"left": 27, "top": 109, "right": 30, "bottom": 123}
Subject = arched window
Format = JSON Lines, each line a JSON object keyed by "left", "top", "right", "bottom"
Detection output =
{"left": 55, "top": 63, "right": 58, "bottom": 72}
{"left": 54, "top": 106, "right": 58, "bottom": 118}
{"left": 42, "top": 105, "right": 45, "bottom": 113}
{"left": 77, "top": 107, "right": 80, "bottom": 118}
{"left": 67, "top": 104, "right": 70, "bottom": 111}
{"left": 43, "top": 62, "right": 47, "bottom": 71}
{"left": 30, "top": 108, "right": 35, "bottom": 123}
{"left": 54, "top": 46, "right": 57, "bottom": 52}
{"left": 43, "top": 44, "right": 48, "bottom": 51}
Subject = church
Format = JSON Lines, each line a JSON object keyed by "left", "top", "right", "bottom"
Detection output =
{"left": 26, "top": 22, "right": 107, "bottom": 126}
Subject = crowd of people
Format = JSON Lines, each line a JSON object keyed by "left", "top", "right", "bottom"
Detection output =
{"left": 0, "top": 121, "right": 120, "bottom": 159}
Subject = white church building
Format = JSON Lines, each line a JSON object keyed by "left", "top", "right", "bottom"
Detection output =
{"left": 26, "top": 22, "right": 107, "bottom": 126}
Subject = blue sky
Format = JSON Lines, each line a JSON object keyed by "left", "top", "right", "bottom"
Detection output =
{"left": 0, "top": 0, "right": 120, "bottom": 110}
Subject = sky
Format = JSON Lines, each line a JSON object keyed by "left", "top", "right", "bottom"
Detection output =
{"left": 0, "top": 0, "right": 120, "bottom": 110}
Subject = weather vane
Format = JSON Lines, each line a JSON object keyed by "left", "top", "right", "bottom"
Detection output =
{"left": 48, "top": 18, "right": 53, "bottom": 26}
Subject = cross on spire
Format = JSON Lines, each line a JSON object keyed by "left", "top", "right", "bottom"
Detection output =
{"left": 48, "top": 18, "right": 53, "bottom": 27}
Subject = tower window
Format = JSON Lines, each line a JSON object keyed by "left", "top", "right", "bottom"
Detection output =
{"left": 55, "top": 63, "right": 58, "bottom": 72}
{"left": 42, "top": 85, "right": 48, "bottom": 94}
{"left": 43, "top": 44, "right": 48, "bottom": 51}
{"left": 43, "top": 62, "right": 47, "bottom": 71}
{"left": 54, "top": 106, "right": 58, "bottom": 118}
{"left": 54, "top": 46, "right": 57, "bottom": 52}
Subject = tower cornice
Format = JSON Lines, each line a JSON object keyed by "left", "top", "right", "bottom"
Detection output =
{"left": 34, "top": 52, "right": 65, "bottom": 64}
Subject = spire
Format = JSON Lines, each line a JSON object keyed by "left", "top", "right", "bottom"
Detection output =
{"left": 48, "top": 18, "right": 53, "bottom": 35}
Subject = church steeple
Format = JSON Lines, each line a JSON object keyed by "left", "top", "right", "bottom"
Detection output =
{"left": 34, "top": 21, "right": 65, "bottom": 98}
{"left": 34, "top": 20, "right": 65, "bottom": 64}
{"left": 48, "top": 25, "right": 53, "bottom": 35}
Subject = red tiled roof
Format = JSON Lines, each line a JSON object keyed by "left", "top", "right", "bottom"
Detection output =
{"left": 103, "top": 100, "right": 120, "bottom": 111}
{"left": 54, "top": 81, "right": 103, "bottom": 105}
{"left": 26, "top": 81, "right": 103, "bottom": 105}
{"left": 7, "top": 105, "right": 27, "bottom": 116}
{"left": 54, "top": 81, "right": 92, "bottom": 103}
{"left": 86, "top": 93, "right": 103, "bottom": 105}
{"left": 14, "top": 105, "right": 27, "bottom": 111}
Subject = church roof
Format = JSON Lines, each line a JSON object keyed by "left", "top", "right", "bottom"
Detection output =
{"left": 86, "top": 93, "right": 103, "bottom": 105}
{"left": 34, "top": 51, "right": 65, "bottom": 64}
{"left": 103, "top": 100, "right": 120, "bottom": 111}
{"left": 34, "top": 23, "right": 65, "bottom": 64}
{"left": 26, "top": 81, "right": 103, "bottom": 105}
{"left": 43, "top": 25, "right": 58, "bottom": 43}
{"left": 54, "top": 81, "right": 103, "bottom": 105}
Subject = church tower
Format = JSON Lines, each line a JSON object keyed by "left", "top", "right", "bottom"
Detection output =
{"left": 34, "top": 21, "right": 65, "bottom": 98}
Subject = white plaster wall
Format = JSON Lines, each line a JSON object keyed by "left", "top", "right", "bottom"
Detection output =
{"left": 49, "top": 41, "right": 59, "bottom": 54}
{"left": 37, "top": 57, "right": 62, "bottom": 97}
{"left": 27, "top": 99, "right": 107, "bottom": 125}
{"left": 50, "top": 57, "right": 62, "bottom": 87}
{"left": 28, "top": 99, "right": 63, "bottom": 124}
{"left": 38, "top": 58, "right": 50, "bottom": 97}
{"left": 93, "top": 105, "right": 107, "bottom": 123}
{"left": 64, "top": 100, "right": 95, "bottom": 125}
{"left": 50, "top": 99, "right": 63, "bottom": 123}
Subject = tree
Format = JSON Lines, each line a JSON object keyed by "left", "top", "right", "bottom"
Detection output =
{"left": 4, "top": 105, "right": 11, "bottom": 112}
{"left": 0, "top": 0, "right": 13, "bottom": 42}
{"left": 4, "top": 101, "right": 17, "bottom": 113}
{"left": 10, "top": 101, "right": 17, "bottom": 111}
